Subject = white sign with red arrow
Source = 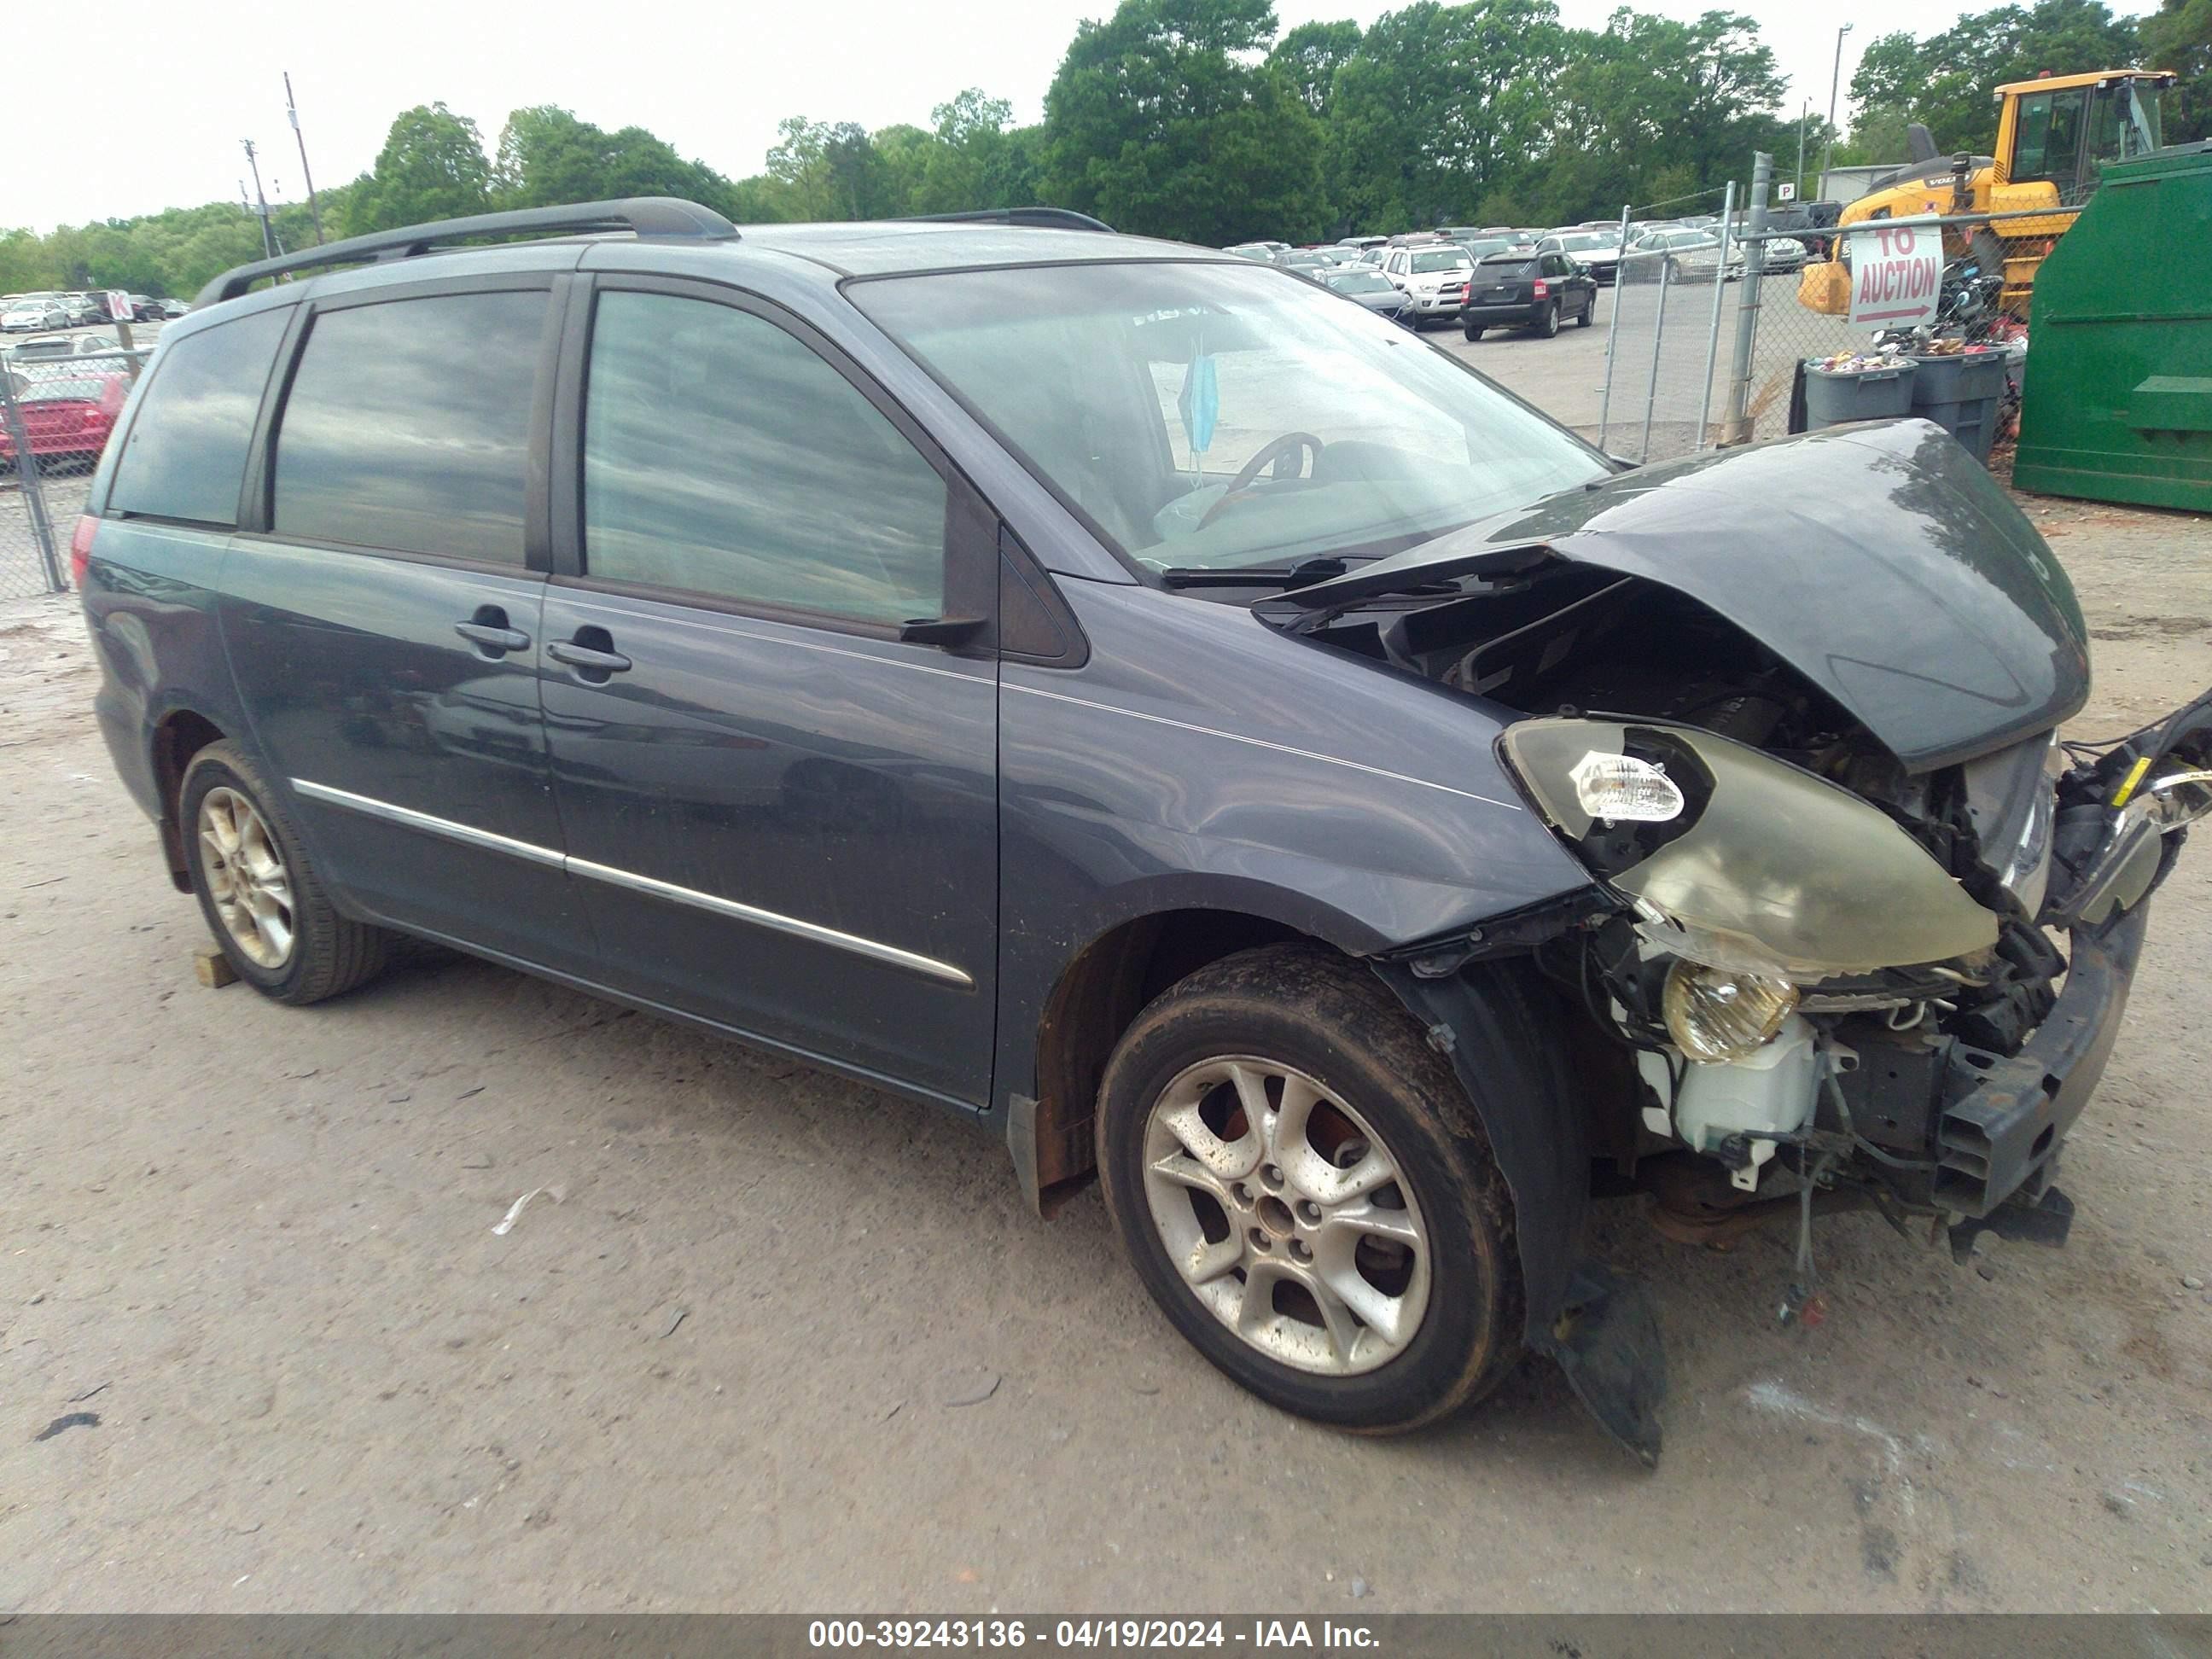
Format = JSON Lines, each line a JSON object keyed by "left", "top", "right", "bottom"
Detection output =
{"left": 1846, "top": 222, "right": 1944, "bottom": 329}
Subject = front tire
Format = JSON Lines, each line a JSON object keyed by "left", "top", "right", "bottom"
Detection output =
{"left": 1575, "top": 298, "right": 1593, "bottom": 327}
{"left": 181, "top": 741, "right": 390, "bottom": 1004}
{"left": 1097, "top": 945, "right": 1523, "bottom": 1434}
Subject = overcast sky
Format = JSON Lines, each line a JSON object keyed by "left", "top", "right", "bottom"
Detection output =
{"left": 13, "top": 0, "right": 2161, "bottom": 232}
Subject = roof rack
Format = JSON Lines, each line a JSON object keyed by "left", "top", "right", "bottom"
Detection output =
{"left": 195, "top": 196, "right": 738, "bottom": 308}
{"left": 903, "top": 207, "right": 1115, "bottom": 233}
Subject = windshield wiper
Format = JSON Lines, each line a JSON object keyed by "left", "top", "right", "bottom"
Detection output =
{"left": 1158, "top": 556, "right": 1353, "bottom": 591}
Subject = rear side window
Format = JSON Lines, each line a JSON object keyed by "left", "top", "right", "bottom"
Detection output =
{"left": 272, "top": 289, "right": 546, "bottom": 563}
{"left": 108, "top": 307, "right": 289, "bottom": 526}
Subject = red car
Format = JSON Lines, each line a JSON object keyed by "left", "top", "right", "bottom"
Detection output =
{"left": 0, "top": 370, "right": 128, "bottom": 470}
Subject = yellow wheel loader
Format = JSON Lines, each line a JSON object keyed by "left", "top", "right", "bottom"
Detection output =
{"left": 1797, "top": 69, "right": 2176, "bottom": 317}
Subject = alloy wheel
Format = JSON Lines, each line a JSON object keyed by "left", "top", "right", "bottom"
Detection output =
{"left": 197, "top": 786, "right": 295, "bottom": 969}
{"left": 1140, "top": 1055, "right": 1431, "bottom": 1377}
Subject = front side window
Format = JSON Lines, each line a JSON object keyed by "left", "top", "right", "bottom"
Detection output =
{"left": 108, "top": 306, "right": 289, "bottom": 526}
{"left": 272, "top": 289, "right": 545, "bottom": 562}
{"left": 2013, "top": 88, "right": 2087, "bottom": 189}
{"left": 855, "top": 260, "right": 1604, "bottom": 574}
{"left": 580, "top": 291, "right": 946, "bottom": 626}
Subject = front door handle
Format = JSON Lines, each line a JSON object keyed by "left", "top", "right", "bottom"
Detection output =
{"left": 547, "top": 637, "right": 633, "bottom": 677}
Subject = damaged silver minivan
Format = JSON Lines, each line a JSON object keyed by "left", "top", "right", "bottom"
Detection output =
{"left": 84, "top": 205, "right": 2209, "bottom": 1466}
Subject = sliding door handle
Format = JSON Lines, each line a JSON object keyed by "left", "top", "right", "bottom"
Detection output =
{"left": 547, "top": 639, "right": 633, "bottom": 675}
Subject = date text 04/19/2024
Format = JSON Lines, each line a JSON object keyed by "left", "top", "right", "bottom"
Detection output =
{"left": 806, "top": 1621, "right": 1382, "bottom": 1650}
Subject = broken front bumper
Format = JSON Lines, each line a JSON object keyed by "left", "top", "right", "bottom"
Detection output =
{"left": 1924, "top": 904, "right": 2148, "bottom": 1218}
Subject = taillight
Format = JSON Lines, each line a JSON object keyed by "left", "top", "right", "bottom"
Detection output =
{"left": 1533, "top": 279, "right": 1550, "bottom": 298}
{"left": 70, "top": 514, "right": 96, "bottom": 589}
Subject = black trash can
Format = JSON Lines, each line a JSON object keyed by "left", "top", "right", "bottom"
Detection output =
{"left": 1908, "top": 350, "right": 2008, "bottom": 464}
{"left": 1803, "top": 358, "right": 1918, "bottom": 428}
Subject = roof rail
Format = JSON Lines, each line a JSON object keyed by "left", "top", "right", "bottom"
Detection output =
{"left": 904, "top": 207, "right": 1116, "bottom": 233}
{"left": 195, "top": 196, "right": 738, "bottom": 308}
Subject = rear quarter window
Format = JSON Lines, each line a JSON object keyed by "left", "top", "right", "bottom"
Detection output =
{"left": 107, "top": 307, "right": 290, "bottom": 527}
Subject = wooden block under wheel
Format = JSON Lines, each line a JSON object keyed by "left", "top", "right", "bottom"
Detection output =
{"left": 194, "top": 946, "right": 238, "bottom": 988}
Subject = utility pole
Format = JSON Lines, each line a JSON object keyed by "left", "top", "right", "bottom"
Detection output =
{"left": 242, "top": 138, "right": 276, "bottom": 259}
{"left": 265, "top": 181, "right": 290, "bottom": 257}
{"left": 285, "top": 73, "right": 324, "bottom": 245}
{"left": 1796, "top": 100, "right": 1809, "bottom": 202}
{"left": 1821, "top": 23, "right": 1854, "bottom": 201}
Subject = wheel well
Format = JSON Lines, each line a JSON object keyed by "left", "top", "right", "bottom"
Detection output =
{"left": 1027, "top": 909, "right": 1310, "bottom": 1210}
{"left": 152, "top": 710, "right": 225, "bottom": 891}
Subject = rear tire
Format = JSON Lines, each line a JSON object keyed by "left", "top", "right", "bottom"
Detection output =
{"left": 1462, "top": 320, "right": 1483, "bottom": 341}
{"left": 1097, "top": 944, "right": 1524, "bottom": 1434}
{"left": 1537, "top": 302, "right": 1560, "bottom": 339}
{"left": 181, "top": 742, "right": 391, "bottom": 1005}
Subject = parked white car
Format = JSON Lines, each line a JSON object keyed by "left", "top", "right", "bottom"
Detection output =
{"left": 3, "top": 299, "right": 70, "bottom": 334}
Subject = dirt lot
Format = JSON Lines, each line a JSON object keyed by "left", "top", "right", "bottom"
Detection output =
{"left": 2, "top": 487, "right": 2209, "bottom": 1615}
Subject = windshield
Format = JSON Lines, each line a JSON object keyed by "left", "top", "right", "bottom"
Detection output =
{"left": 1555, "top": 234, "right": 1614, "bottom": 252}
{"left": 1327, "top": 271, "right": 1392, "bottom": 294}
{"left": 1410, "top": 250, "right": 1467, "bottom": 274}
{"left": 2090, "top": 80, "right": 2165, "bottom": 166}
{"left": 854, "top": 260, "right": 1605, "bottom": 574}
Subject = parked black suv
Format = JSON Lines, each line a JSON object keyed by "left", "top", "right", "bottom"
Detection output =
{"left": 1460, "top": 250, "right": 1596, "bottom": 340}
{"left": 79, "top": 199, "right": 2209, "bottom": 1464}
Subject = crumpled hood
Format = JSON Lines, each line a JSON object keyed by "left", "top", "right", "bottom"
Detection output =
{"left": 1283, "top": 419, "right": 2090, "bottom": 771}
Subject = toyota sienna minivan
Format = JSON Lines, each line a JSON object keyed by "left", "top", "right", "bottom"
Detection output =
{"left": 78, "top": 197, "right": 2211, "bottom": 1463}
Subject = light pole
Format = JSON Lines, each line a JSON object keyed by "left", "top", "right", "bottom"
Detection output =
{"left": 1796, "top": 99, "right": 1808, "bottom": 201}
{"left": 1821, "top": 23, "right": 1854, "bottom": 201}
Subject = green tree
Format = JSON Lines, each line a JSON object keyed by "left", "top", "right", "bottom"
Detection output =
{"left": 765, "top": 118, "right": 899, "bottom": 219}
{"left": 1848, "top": 0, "right": 2145, "bottom": 154}
{"left": 2139, "top": 0, "right": 2211, "bottom": 143}
{"left": 492, "top": 105, "right": 737, "bottom": 212}
{"left": 1327, "top": 0, "right": 1565, "bottom": 231}
{"left": 1270, "top": 19, "right": 1364, "bottom": 118}
{"left": 911, "top": 90, "right": 1018, "bottom": 213}
{"left": 1042, "top": 0, "right": 1326, "bottom": 243}
{"left": 345, "top": 102, "right": 492, "bottom": 235}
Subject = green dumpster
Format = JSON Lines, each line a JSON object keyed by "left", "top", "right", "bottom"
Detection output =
{"left": 2013, "top": 140, "right": 2212, "bottom": 513}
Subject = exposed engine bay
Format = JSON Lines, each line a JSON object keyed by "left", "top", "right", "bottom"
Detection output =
{"left": 1275, "top": 545, "right": 2212, "bottom": 1284}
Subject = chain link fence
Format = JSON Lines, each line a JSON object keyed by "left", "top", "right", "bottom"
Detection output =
{"left": 1600, "top": 154, "right": 2061, "bottom": 463}
{"left": 1724, "top": 214, "right": 2040, "bottom": 451}
{"left": 1, "top": 342, "right": 151, "bottom": 597}
{"left": 1592, "top": 185, "right": 1751, "bottom": 465}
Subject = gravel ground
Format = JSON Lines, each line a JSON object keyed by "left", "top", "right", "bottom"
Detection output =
{"left": 0, "top": 483, "right": 2208, "bottom": 1615}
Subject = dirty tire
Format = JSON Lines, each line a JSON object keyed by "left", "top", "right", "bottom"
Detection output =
{"left": 1097, "top": 943, "right": 1524, "bottom": 1434}
{"left": 180, "top": 741, "right": 390, "bottom": 1005}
